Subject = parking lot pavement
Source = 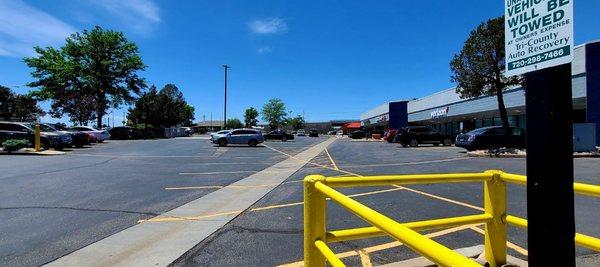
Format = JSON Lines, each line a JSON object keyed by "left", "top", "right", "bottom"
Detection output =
{"left": 0, "top": 136, "right": 325, "bottom": 267}
{"left": 178, "top": 138, "right": 600, "bottom": 266}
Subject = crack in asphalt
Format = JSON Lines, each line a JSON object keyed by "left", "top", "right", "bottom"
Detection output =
{"left": 0, "top": 157, "right": 117, "bottom": 180}
{"left": 0, "top": 206, "right": 160, "bottom": 216}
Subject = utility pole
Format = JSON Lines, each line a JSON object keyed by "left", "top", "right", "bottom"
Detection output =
{"left": 222, "top": 64, "right": 230, "bottom": 129}
{"left": 210, "top": 112, "right": 213, "bottom": 132}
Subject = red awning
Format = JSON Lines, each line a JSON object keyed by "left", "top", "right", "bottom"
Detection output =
{"left": 342, "top": 122, "right": 361, "bottom": 129}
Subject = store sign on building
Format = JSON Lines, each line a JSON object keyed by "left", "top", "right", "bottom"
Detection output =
{"left": 505, "top": 0, "right": 573, "bottom": 76}
{"left": 430, "top": 107, "right": 449, "bottom": 119}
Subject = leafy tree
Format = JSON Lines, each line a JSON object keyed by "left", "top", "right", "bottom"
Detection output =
{"left": 450, "top": 16, "right": 522, "bottom": 140}
{"left": 24, "top": 26, "right": 147, "bottom": 128}
{"left": 226, "top": 118, "right": 243, "bottom": 129}
{"left": 128, "top": 84, "right": 195, "bottom": 128}
{"left": 261, "top": 98, "right": 287, "bottom": 130}
{"left": 0, "top": 85, "right": 46, "bottom": 121}
{"left": 287, "top": 115, "right": 305, "bottom": 130}
{"left": 244, "top": 107, "right": 259, "bottom": 128}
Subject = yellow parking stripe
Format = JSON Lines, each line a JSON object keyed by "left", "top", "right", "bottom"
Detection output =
{"left": 325, "top": 148, "right": 339, "bottom": 170}
{"left": 139, "top": 187, "right": 405, "bottom": 223}
{"left": 276, "top": 224, "right": 475, "bottom": 267}
{"left": 358, "top": 249, "right": 372, "bottom": 267}
{"left": 469, "top": 226, "right": 529, "bottom": 256}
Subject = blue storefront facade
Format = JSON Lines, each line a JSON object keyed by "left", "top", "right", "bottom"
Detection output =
{"left": 360, "top": 41, "right": 600, "bottom": 145}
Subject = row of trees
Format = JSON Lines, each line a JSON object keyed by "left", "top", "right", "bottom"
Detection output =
{"left": 0, "top": 86, "right": 45, "bottom": 121}
{"left": 226, "top": 98, "right": 305, "bottom": 130}
{"left": 20, "top": 26, "right": 194, "bottom": 128}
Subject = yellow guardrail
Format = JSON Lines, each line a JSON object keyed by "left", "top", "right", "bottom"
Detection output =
{"left": 303, "top": 170, "right": 600, "bottom": 267}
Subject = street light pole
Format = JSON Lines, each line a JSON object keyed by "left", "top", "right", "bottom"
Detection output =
{"left": 222, "top": 64, "right": 230, "bottom": 129}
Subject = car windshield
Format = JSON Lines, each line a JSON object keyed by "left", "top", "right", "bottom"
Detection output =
{"left": 25, "top": 123, "right": 56, "bottom": 132}
{"left": 467, "top": 127, "right": 494, "bottom": 135}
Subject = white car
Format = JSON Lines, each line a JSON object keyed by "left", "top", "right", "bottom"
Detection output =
{"left": 297, "top": 129, "right": 306, "bottom": 136}
{"left": 69, "top": 126, "right": 110, "bottom": 142}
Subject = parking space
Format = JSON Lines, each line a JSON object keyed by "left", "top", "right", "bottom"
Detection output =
{"left": 177, "top": 137, "right": 600, "bottom": 266}
{"left": 0, "top": 136, "right": 325, "bottom": 266}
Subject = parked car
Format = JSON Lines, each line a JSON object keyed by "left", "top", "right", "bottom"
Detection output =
{"left": 383, "top": 129, "right": 398, "bottom": 143}
{"left": 69, "top": 126, "right": 110, "bottom": 143}
{"left": 109, "top": 126, "right": 141, "bottom": 140}
{"left": 327, "top": 130, "right": 336, "bottom": 135}
{"left": 0, "top": 121, "right": 70, "bottom": 150}
{"left": 45, "top": 123, "right": 90, "bottom": 148}
{"left": 210, "top": 130, "right": 230, "bottom": 139}
{"left": 349, "top": 130, "right": 366, "bottom": 139}
{"left": 394, "top": 126, "right": 453, "bottom": 147}
{"left": 297, "top": 129, "right": 306, "bottom": 136}
{"left": 181, "top": 127, "right": 193, "bottom": 137}
{"left": 263, "top": 129, "right": 294, "bottom": 142}
{"left": 211, "top": 129, "right": 264, "bottom": 147}
{"left": 308, "top": 129, "right": 319, "bottom": 137}
{"left": 455, "top": 126, "right": 526, "bottom": 151}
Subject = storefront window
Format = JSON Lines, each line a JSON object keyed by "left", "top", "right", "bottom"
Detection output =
{"left": 483, "top": 118, "right": 493, "bottom": 127}
{"left": 493, "top": 117, "right": 502, "bottom": 126}
{"left": 508, "top": 116, "right": 518, "bottom": 127}
{"left": 476, "top": 119, "right": 483, "bottom": 128}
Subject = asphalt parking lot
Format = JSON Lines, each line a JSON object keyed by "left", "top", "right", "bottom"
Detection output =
{"left": 1, "top": 136, "right": 599, "bottom": 266}
{"left": 175, "top": 139, "right": 600, "bottom": 266}
{"left": 0, "top": 136, "right": 323, "bottom": 266}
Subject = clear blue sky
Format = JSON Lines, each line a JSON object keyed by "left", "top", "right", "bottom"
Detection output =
{"left": 1, "top": 0, "right": 599, "bottom": 125}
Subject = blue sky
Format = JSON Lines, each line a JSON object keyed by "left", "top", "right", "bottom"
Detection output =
{"left": 1, "top": 1, "right": 599, "bottom": 125}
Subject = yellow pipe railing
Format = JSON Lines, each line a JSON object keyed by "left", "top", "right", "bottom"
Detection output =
{"left": 314, "top": 180, "right": 481, "bottom": 267}
{"left": 327, "top": 213, "right": 493, "bottom": 243}
{"left": 303, "top": 170, "right": 600, "bottom": 267}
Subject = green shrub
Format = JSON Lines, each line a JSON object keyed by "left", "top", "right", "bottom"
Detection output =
{"left": 2, "top": 139, "right": 30, "bottom": 153}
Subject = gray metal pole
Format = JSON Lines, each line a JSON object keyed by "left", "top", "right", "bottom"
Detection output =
{"left": 222, "top": 65, "right": 230, "bottom": 129}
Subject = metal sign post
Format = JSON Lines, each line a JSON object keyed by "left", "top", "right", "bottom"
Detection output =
{"left": 505, "top": 0, "right": 575, "bottom": 266}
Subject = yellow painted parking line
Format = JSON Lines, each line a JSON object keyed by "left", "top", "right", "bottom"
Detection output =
{"left": 358, "top": 249, "right": 372, "bottom": 267}
{"left": 277, "top": 224, "right": 475, "bottom": 267}
{"left": 392, "top": 185, "right": 484, "bottom": 212}
{"left": 165, "top": 180, "right": 304, "bottom": 191}
{"left": 325, "top": 148, "right": 339, "bottom": 170}
{"left": 140, "top": 187, "right": 405, "bottom": 223}
{"left": 469, "top": 226, "right": 529, "bottom": 256}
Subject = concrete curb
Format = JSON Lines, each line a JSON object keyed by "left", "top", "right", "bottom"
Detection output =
{"left": 0, "top": 149, "right": 66, "bottom": 156}
{"left": 466, "top": 152, "right": 600, "bottom": 158}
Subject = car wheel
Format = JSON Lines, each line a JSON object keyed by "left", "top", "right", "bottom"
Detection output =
{"left": 409, "top": 139, "right": 418, "bottom": 147}
{"left": 75, "top": 142, "right": 84, "bottom": 148}
{"left": 248, "top": 139, "right": 258, "bottom": 147}
{"left": 443, "top": 138, "right": 452, "bottom": 146}
{"left": 282, "top": 136, "right": 287, "bottom": 142}
{"left": 218, "top": 138, "right": 228, "bottom": 147}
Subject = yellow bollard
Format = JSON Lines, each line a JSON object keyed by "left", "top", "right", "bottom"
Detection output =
{"left": 35, "top": 124, "right": 41, "bottom": 152}
{"left": 304, "top": 175, "right": 327, "bottom": 267}
{"left": 484, "top": 170, "right": 507, "bottom": 267}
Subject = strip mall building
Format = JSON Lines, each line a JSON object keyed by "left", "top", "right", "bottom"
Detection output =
{"left": 360, "top": 41, "right": 600, "bottom": 145}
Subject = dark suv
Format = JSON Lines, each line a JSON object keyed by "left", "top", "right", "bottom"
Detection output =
{"left": 393, "top": 126, "right": 453, "bottom": 147}
{"left": 455, "top": 126, "right": 526, "bottom": 151}
{"left": 0, "top": 121, "right": 70, "bottom": 150}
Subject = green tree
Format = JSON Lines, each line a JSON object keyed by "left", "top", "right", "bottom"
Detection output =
{"left": 226, "top": 118, "right": 243, "bottom": 129}
{"left": 287, "top": 115, "right": 305, "bottom": 130}
{"left": 24, "top": 26, "right": 147, "bottom": 128}
{"left": 450, "top": 16, "right": 522, "bottom": 139}
{"left": 0, "top": 85, "right": 46, "bottom": 121}
{"left": 244, "top": 107, "right": 259, "bottom": 128}
{"left": 128, "top": 84, "right": 195, "bottom": 128}
{"left": 261, "top": 98, "right": 287, "bottom": 130}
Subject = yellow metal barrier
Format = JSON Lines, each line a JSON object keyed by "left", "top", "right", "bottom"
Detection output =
{"left": 303, "top": 170, "right": 600, "bottom": 267}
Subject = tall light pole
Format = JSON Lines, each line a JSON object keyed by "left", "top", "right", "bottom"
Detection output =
{"left": 222, "top": 64, "right": 230, "bottom": 129}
